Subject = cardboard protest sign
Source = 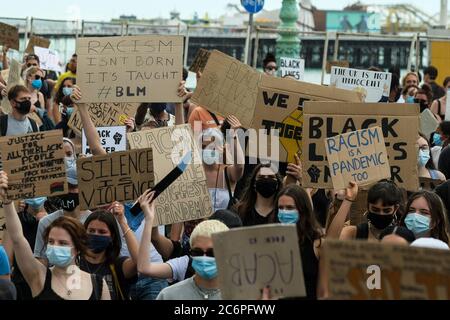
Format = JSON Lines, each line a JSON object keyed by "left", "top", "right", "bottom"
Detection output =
{"left": 279, "top": 57, "right": 304, "bottom": 81}
{"left": 77, "top": 149, "right": 154, "bottom": 210}
{"left": 323, "top": 240, "right": 450, "bottom": 299}
{"left": 34, "top": 47, "right": 62, "bottom": 72}
{"left": 330, "top": 67, "right": 392, "bottom": 103}
{"left": 445, "top": 89, "right": 450, "bottom": 121}
{"left": 189, "top": 48, "right": 210, "bottom": 73}
{"left": 302, "top": 102, "right": 419, "bottom": 191}
{"left": 212, "top": 224, "right": 306, "bottom": 300}
{"left": 326, "top": 60, "right": 350, "bottom": 74}
{"left": 68, "top": 103, "right": 138, "bottom": 136}
{"left": 127, "top": 124, "right": 213, "bottom": 225}
{"left": 0, "top": 22, "right": 19, "bottom": 51}
{"left": 82, "top": 126, "right": 127, "bottom": 156}
{"left": 191, "top": 50, "right": 262, "bottom": 128}
{"left": 25, "top": 36, "right": 50, "bottom": 54}
{"left": 0, "top": 130, "right": 67, "bottom": 200}
{"left": 1, "top": 59, "right": 24, "bottom": 114}
{"left": 252, "top": 75, "right": 363, "bottom": 163}
{"left": 420, "top": 109, "right": 440, "bottom": 139}
{"left": 325, "top": 127, "right": 390, "bottom": 190}
{"left": 0, "top": 203, "right": 4, "bottom": 242}
{"left": 76, "top": 35, "right": 183, "bottom": 103}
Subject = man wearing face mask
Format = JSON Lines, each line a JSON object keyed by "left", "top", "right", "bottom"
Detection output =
{"left": 135, "top": 102, "right": 175, "bottom": 130}
{"left": 33, "top": 165, "right": 91, "bottom": 265}
{"left": 0, "top": 85, "right": 39, "bottom": 137}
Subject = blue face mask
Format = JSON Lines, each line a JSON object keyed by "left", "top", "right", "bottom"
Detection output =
{"left": 46, "top": 245, "right": 74, "bottom": 267}
{"left": 191, "top": 256, "right": 218, "bottom": 280}
{"left": 32, "top": 79, "right": 42, "bottom": 90}
{"left": 88, "top": 234, "right": 112, "bottom": 254}
{"left": 278, "top": 209, "right": 300, "bottom": 224}
{"left": 405, "top": 213, "right": 431, "bottom": 237}
{"left": 62, "top": 87, "right": 73, "bottom": 97}
{"left": 24, "top": 197, "right": 47, "bottom": 209}
{"left": 406, "top": 96, "right": 415, "bottom": 103}
{"left": 418, "top": 149, "right": 430, "bottom": 167}
{"left": 64, "top": 156, "right": 76, "bottom": 169}
{"left": 433, "top": 134, "right": 443, "bottom": 146}
{"left": 202, "top": 149, "right": 220, "bottom": 165}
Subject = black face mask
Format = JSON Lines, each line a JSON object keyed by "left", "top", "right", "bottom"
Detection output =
{"left": 58, "top": 193, "right": 79, "bottom": 212}
{"left": 367, "top": 211, "right": 394, "bottom": 230}
{"left": 255, "top": 178, "right": 279, "bottom": 198}
{"left": 14, "top": 100, "right": 32, "bottom": 115}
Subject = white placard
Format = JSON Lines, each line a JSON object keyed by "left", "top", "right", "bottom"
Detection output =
{"left": 330, "top": 66, "right": 392, "bottom": 103}
{"left": 279, "top": 57, "right": 305, "bottom": 81}
{"left": 34, "top": 46, "right": 62, "bottom": 72}
{"left": 445, "top": 89, "right": 450, "bottom": 121}
{"left": 82, "top": 126, "right": 127, "bottom": 156}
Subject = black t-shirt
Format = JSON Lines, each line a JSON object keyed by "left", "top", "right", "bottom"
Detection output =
{"left": 80, "top": 256, "right": 131, "bottom": 300}
{"left": 242, "top": 207, "right": 275, "bottom": 227}
{"left": 438, "top": 145, "right": 450, "bottom": 180}
{"left": 430, "top": 81, "right": 446, "bottom": 100}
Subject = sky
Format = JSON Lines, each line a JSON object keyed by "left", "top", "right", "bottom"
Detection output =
{"left": 1, "top": 0, "right": 443, "bottom": 21}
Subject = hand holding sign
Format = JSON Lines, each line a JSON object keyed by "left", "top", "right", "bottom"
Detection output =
{"left": 0, "top": 171, "right": 9, "bottom": 202}
{"left": 70, "top": 85, "right": 82, "bottom": 103}
{"left": 344, "top": 181, "right": 358, "bottom": 201}
{"left": 286, "top": 154, "right": 302, "bottom": 183}
{"left": 138, "top": 190, "right": 156, "bottom": 221}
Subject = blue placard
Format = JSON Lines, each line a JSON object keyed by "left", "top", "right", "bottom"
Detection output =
{"left": 241, "top": 0, "right": 265, "bottom": 14}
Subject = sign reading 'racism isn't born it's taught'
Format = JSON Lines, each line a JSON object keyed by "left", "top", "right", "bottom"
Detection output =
{"left": 76, "top": 35, "right": 184, "bottom": 103}
{"left": 325, "top": 127, "right": 390, "bottom": 190}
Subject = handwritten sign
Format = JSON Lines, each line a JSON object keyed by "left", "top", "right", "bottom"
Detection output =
{"left": 326, "top": 60, "right": 350, "bottom": 74}
{"left": 0, "top": 130, "right": 67, "bottom": 200}
{"left": 323, "top": 240, "right": 450, "bottom": 300}
{"left": 1, "top": 59, "right": 23, "bottom": 114}
{"left": 251, "top": 75, "right": 363, "bottom": 163}
{"left": 189, "top": 48, "right": 210, "bottom": 74}
{"left": 82, "top": 126, "right": 127, "bottom": 156}
{"left": 0, "top": 22, "right": 19, "bottom": 50}
{"left": 325, "top": 127, "right": 390, "bottom": 190}
{"left": 68, "top": 103, "right": 138, "bottom": 136}
{"left": 212, "top": 224, "right": 306, "bottom": 300}
{"left": 127, "top": 124, "right": 213, "bottom": 225}
{"left": 302, "top": 102, "right": 419, "bottom": 191}
{"left": 330, "top": 67, "right": 392, "bottom": 102}
{"left": 445, "top": 89, "right": 450, "bottom": 121}
{"left": 34, "top": 47, "right": 62, "bottom": 72}
{"left": 76, "top": 35, "right": 183, "bottom": 103}
{"left": 420, "top": 108, "right": 439, "bottom": 139}
{"left": 25, "top": 36, "right": 50, "bottom": 54}
{"left": 77, "top": 149, "right": 154, "bottom": 210}
{"left": 191, "top": 50, "right": 262, "bottom": 128}
{"left": 279, "top": 57, "right": 304, "bottom": 81}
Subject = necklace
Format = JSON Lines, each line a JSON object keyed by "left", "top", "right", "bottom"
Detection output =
{"left": 52, "top": 269, "right": 73, "bottom": 297}
{"left": 193, "top": 279, "right": 219, "bottom": 300}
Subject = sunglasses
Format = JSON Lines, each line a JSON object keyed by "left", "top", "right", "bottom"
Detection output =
{"left": 190, "top": 248, "right": 214, "bottom": 258}
{"left": 27, "top": 63, "right": 38, "bottom": 68}
{"left": 266, "top": 66, "right": 278, "bottom": 71}
{"left": 34, "top": 75, "right": 42, "bottom": 80}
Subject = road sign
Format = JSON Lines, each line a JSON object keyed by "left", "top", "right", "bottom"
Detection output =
{"left": 241, "top": 0, "right": 265, "bottom": 14}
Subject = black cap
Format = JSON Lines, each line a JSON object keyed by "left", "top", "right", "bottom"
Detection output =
{"left": 209, "top": 210, "right": 243, "bottom": 229}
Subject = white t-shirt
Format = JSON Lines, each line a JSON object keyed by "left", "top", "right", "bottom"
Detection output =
{"left": 166, "top": 255, "right": 190, "bottom": 282}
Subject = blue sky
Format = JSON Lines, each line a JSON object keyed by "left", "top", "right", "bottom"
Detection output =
{"left": 2, "top": 1, "right": 443, "bottom": 21}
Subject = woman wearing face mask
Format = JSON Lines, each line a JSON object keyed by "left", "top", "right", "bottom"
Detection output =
{"left": 430, "top": 77, "right": 450, "bottom": 122}
{"left": 80, "top": 204, "right": 138, "bottom": 300}
{"left": 236, "top": 164, "right": 283, "bottom": 226}
{"left": 328, "top": 180, "right": 404, "bottom": 241}
{"left": 417, "top": 134, "right": 446, "bottom": 184}
{"left": 276, "top": 185, "right": 325, "bottom": 300}
{"left": 401, "top": 84, "right": 419, "bottom": 104}
{"left": 0, "top": 171, "right": 110, "bottom": 300}
{"left": 414, "top": 84, "right": 433, "bottom": 113}
{"left": 24, "top": 66, "right": 45, "bottom": 111}
{"left": 53, "top": 78, "right": 76, "bottom": 136}
{"left": 400, "top": 191, "right": 450, "bottom": 244}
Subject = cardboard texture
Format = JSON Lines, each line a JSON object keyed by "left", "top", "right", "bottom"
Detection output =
{"left": 330, "top": 67, "right": 392, "bottom": 103}
{"left": 302, "top": 102, "right": 419, "bottom": 191}
{"left": 212, "top": 224, "right": 306, "bottom": 300}
{"left": 189, "top": 48, "right": 210, "bottom": 73}
{"left": 77, "top": 149, "right": 154, "bottom": 210}
{"left": 127, "top": 124, "right": 213, "bottom": 225}
{"left": 323, "top": 240, "right": 450, "bottom": 300}
{"left": 0, "top": 130, "right": 67, "bottom": 200}
{"left": 191, "top": 50, "right": 262, "bottom": 128}
{"left": 252, "top": 75, "right": 363, "bottom": 163}
{"left": 325, "top": 127, "right": 390, "bottom": 190}
{"left": 445, "top": 89, "right": 450, "bottom": 121}
{"left": 76, "top": 35, "right": 184, "bottom": 103}
{"left": 82, "top": 126, "right": 127, "bottom": 155}
{"left": 68, "top": 103, "right": 138, "bottom": 136}
{"left": 0, "top": 22, "right": 19, "bottom": 50}
{"left": 34, "top": 47, "right": 62, "bottom": 72}
{"left": 326, "top": 60, "right": 350, "bottom": 74}
{"left": 0, "top": 204, "right": 4, "bottom": 242}
{"left": 420, "top": 109, "right": 440, "bottom": 139}
{"left": 25, "top": 36, "right": 50, "bottom": 54}
{"left": 1, "top": 59, "right": 23, "bottom": 114}
{"left": 279, "top": 57, "right": 304, "bottom": 81}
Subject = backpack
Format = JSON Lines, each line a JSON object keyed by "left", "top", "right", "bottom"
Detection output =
{"left": 0, "top": 114, "right": 38, "bottom": 136}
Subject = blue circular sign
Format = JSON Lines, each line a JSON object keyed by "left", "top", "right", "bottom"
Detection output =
{"left": 241, "top": 0, "right": 265, "bottom": 14}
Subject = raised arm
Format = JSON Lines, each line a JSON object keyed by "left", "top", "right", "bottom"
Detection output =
{"left": 137, "top": 190, "right": 173, "bottom": 279}
{"left": 0, "top": 171, "right": 45, "bottom": 294}
{"left": 326, "top": 181, "right": 358, "bottom": 239}
{"left": 284, "top": 154, "right": 302, "bottom": 187}
{"left": 175, "top": 80, "right": 191, "bottom": 125}
{"left": 225, "top": 115, "right": 245, "bottom": 183}
{"left": 71, "top": 86, "right": 106, "bottom": 156}
{"left": 151, "top": 226, "right": 175, "bottom": 261}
